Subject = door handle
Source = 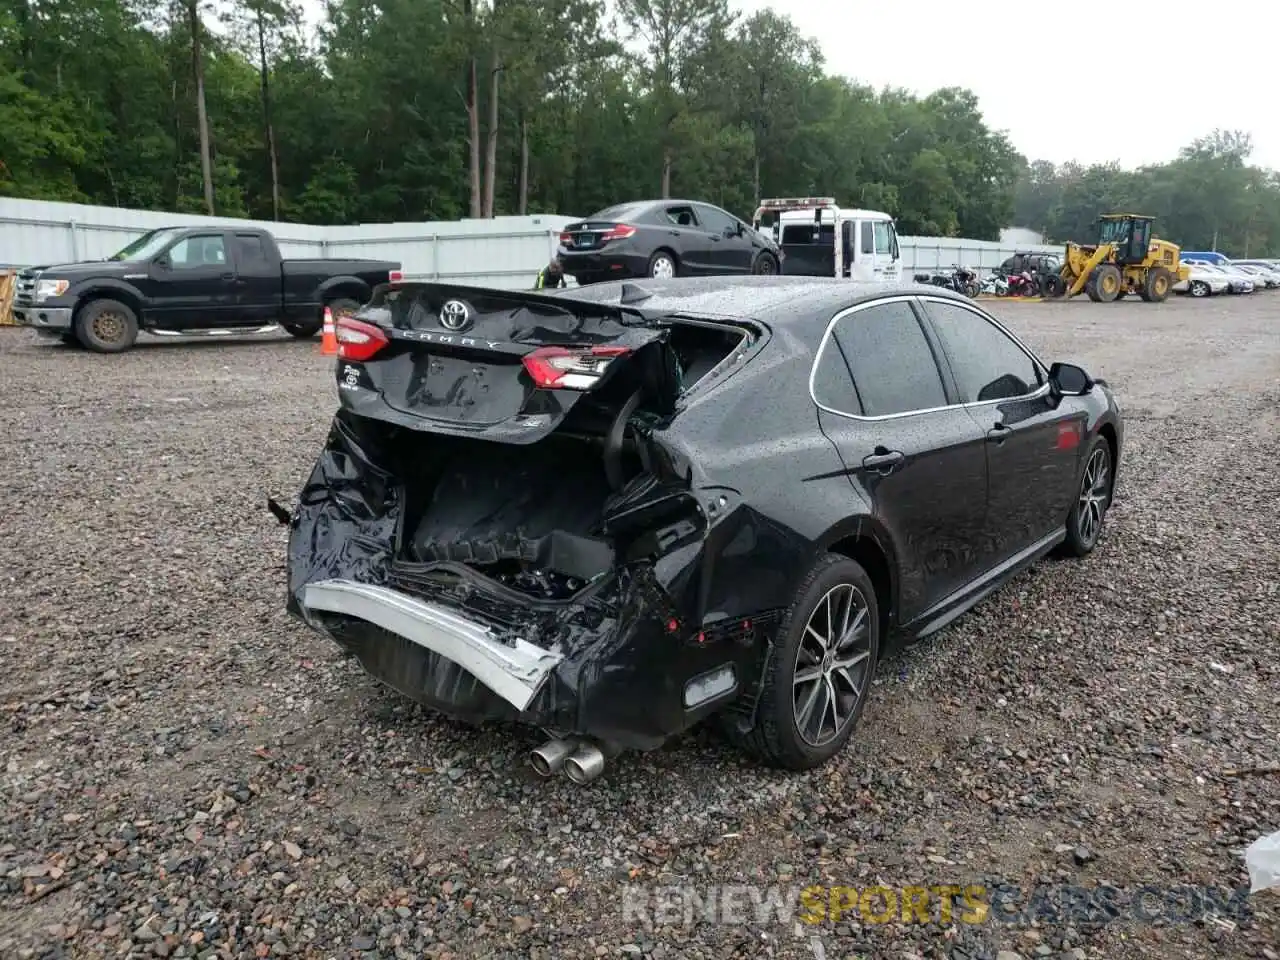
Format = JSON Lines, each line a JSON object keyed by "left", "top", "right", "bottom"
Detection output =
{"left": 987, "top": 423, "right": 1011, "bottom": 445}
{"left": 862, "top": 449, "right": 905, "bottom": 473}
{"left": 220, "top": 272, "right": 235, "bottom": 280}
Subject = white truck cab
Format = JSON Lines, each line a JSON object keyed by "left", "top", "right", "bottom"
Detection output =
{"left": 751, "top": 197, "right": 902, "bottom": 283}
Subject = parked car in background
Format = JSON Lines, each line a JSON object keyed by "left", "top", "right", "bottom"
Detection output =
{"left": 1229, "top": 262, "right": 1280, "bottom": 288}
{"left": 284, "top": 276, "right": 1123, "bottom": 777}
{"left": 1178, "top": 251, "right": 1230, "bottom": 266}
{"left": 556, "top": 200, "right": 782, "bottom": 284}
{"left": 1186, "top": 261, "right": 1254, "bottom": 293}
{"left": 1173, "top": 263, "right": 1231, "bottom": 298}
{"left": 12, "top": 225, "right": 401, "bottom": 353}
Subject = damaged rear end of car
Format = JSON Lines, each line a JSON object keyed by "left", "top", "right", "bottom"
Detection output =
{"left": 284, "top": 281, "right": 781, "bottom": 773}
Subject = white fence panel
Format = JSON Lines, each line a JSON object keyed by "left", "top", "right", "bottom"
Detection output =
{"left": 900, "top": 236, "right": 1063, "bottom": 275}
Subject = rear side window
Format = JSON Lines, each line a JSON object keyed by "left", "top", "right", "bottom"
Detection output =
{"left": 825, "top": 300, "right": 947, "bottom": 416}
{"left": 235, "top": 233, "right": 267, "bottom": 263}
{"left": 811, "top": 331, "right": 861, "bottom": 414}
{"left": 922, "top": 300, "right": 1043, "bottom": 403}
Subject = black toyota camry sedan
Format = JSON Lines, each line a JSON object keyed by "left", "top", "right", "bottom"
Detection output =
{"left": 279, "top": 276, "right": 1122, "bottom": 779}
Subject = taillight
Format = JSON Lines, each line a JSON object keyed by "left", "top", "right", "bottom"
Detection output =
{"left": 388, "top": 269, "right": 403, "bottom": 284}
{"left": 522, "top": 345, "right": 631, "bottom": 390}
{"left": 602, "top": 224, "right": 636, "bottom": 241}
{"left": 558, "top": 231, "right": 574, "bottom": 245}
{"left": 336, "top": 316, "right": 389, "bottom": 362}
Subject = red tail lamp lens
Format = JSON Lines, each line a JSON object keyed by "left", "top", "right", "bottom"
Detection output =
{"left": 336, "top": 317, "right": 389, "bottom": 362}
{"left": 602, "top": 224, "right": 637, "bottom": 241}
{"left": 521, "top": 345, "right": 631, "bottom": 390}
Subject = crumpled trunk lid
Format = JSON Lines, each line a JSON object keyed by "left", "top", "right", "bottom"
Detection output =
{"left": 341, "top": 283, "right": 678, "bottom": 444}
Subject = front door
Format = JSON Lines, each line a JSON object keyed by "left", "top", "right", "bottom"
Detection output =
{"left": 149, "top": 232, "right": 236, "bottom": 330}
{"left": 811, "top": 296, "right": 990, "bottom": 623}
{"left": 694, "top": 203, "right": 755, "bottom": 273}
{"left": 915, "top": 295, "right": 1083, "bottom": 561}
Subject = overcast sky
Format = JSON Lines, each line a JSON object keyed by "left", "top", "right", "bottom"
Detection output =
{"left": 295, "top": 0, "right": 1279, "bottom": 171}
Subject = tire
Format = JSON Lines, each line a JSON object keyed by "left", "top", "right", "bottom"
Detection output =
{"left": 1141, "top": 266, "right": 1172, "bottom": 303}
{"left": 326, "top": 296, "right": 362, "bottom": 319}
{"left": 74, "top": 298, "right": 139, "bottom": 354}
{"left": 752, "top": 252, "right": 778, "bottom": 275}
{"left": 648, "top": 251, "right": 677, "bottom": 279}
{"left": 1043, "top": 275, "right": 1067, "bottom": 298}
{"left": 729, "top": 554, "right": 880, "bottom": 771}
{"left": 1189, "top": 281, "right": 1210, "bottom": 298}
{"left": 1061, "top": 435, "right": 1114, "bottom": 558}
{"left": 1091, "top": 264, "right": 1122, "bottom": 302}
{"left": 1085, "top": 277, "right": 1101, "bottom": 302}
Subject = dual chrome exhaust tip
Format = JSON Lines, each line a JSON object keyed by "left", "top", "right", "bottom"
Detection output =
{"left": 530, "top": 737, "right": 606, "bottom": 784}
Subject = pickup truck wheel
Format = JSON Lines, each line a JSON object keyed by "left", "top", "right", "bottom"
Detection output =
{"left": 282, "top": 319, "right": 323, "bottom": 339}
{"left": 75, "top": 299, "right": 139, "bottom": 354}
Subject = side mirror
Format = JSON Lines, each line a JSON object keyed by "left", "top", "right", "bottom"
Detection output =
{"left": 153, "top": 254, "right": 170, "bottom": 270}
{"left": 1049, "top": 361, "right": 1092, "bottom": 396}
{"left": 723, "top": 225, "right": 738, "bottom": 239}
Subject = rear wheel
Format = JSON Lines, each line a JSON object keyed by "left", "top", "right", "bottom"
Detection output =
{"left": 1091, "top": 264, "right": 1122, "bottom": 302}
{"left": 74, "top": 298, "right": 139, "bottom": 353}
{"left": 648, "top": 251, "right": 677, "bottom": 279}
{"left": 1141, "top": 266, "right": 1172, "bottom": 303}
{"left": 729, "top": 554, "right": 879, "bottom": 770}
{"left": 752, "top": 252, "right": 778, "bottom": 275}
{"left": 1189, "top": 280, "right": 1210, "bottom": 298}
{"left": 1043, "top": 274, "right": 1067, "bottom": 298}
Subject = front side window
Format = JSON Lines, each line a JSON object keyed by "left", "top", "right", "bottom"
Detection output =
{"left": 873, "top": 221, "right": 892, "bottom": 255}
{"left": 923, "top": 300, "right": 1043, "bottom": 403}
{"left": 168, "top": 234, "right": 227, "bottom": 269}
{"left": 695, "top": 204, "right": 737, "bottom": 235}
{"left": 829, "top": 300, "right": 947, "bottom": 416}
{"left": 860, "top": 221, "right": 874, "bottom": 255}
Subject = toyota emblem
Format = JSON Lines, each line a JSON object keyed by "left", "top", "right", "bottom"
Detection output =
{"left": 439, "top": 299, "right": 471, "bottom": 331}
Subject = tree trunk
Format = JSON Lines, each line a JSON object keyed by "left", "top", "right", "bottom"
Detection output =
{"left": 482, "top": 46, "right": 501, "bottom": 218}
{"left": 187, "top": 0, "right": 215, "bottom": 216}
{"left": 463, "top": 0, "right": 481, "bottom": 218}
{"left": 752, "top": 152, "right": 760, "bottom": 205}
{"left": 256, "top": 9, "right": 281, "bottom": 221}
{"left": 517, "top": 115, "right": 529, "bottom": 216}
{"left": 661, "top": 147, "right": 672, "bottom": 198}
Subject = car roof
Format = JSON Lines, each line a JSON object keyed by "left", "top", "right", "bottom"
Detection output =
{"left": 556, "top": 275, "right": 970, "bottom": 325}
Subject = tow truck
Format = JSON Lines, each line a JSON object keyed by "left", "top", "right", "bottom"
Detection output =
{"left": 750, "top": 197, "right": 903, "bottom": 283}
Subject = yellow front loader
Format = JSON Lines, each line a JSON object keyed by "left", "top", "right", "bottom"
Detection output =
{"left": 1055, "top": 214, "right": 1190, "bottom": 303}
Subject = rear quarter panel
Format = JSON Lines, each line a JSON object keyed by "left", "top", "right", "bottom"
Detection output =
{"left": 656, "top": 322, "right": 865, "bottom": 620}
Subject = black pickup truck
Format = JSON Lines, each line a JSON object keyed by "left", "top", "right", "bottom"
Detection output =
{"left": 11, "top": 225, "right": 402, "bottom": 353}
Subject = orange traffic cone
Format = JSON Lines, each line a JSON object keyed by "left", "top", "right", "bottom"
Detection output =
{"left": 319, "top": 306, "right": 338, "bottom": 356}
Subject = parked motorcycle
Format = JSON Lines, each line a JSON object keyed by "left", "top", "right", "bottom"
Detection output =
{"left": 1006, "top": 270, "right": 1040, "bottom": 298}
{"left": 979, "top": 273, "right": 1009, "bottom": 297}
{"left": 912, "top": 265, "right": 979, "bottom": 298}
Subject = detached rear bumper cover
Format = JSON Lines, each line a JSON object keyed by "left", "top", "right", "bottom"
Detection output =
{"left": 299, "top": 579, "right": 562, "bottom": 711}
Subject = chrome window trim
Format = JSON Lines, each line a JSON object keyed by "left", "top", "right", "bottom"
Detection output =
{"left": 808, "top": 294, "right": 1051, "bottom": 423}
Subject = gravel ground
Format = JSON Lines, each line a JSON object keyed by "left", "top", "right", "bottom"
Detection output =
{"left": 1, "top": 294, "right": 1277, "bottom": 960}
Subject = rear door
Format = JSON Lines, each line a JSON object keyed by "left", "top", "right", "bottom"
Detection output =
{"left": 230, "top": 232, "right": 279, "bottom": 325}
{"left": 657, "top": 203, "right": 714, "bottom": 274}
{"left": 915, "top": 295, "right": 1081, "bottom": 560}
{"left": 148, "top": 231, "right": 236, "bottom": 329}
{"left": 693, "top": 203, "right": 755, "bottom": 273}
{"left": 812, "top": 295, "right": 990, "bottom": 622}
